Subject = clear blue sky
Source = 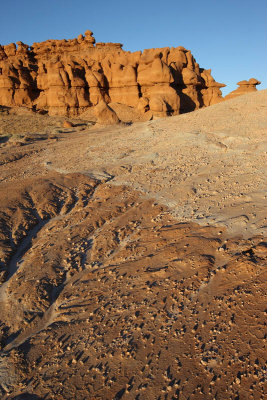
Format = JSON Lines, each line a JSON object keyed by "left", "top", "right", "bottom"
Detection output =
{"left": 0, "top": 0, "right": 266, "bottom": 95}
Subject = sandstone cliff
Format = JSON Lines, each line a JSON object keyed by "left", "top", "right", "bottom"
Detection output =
{"left": 0, "top": 31, "right": 226, "bottom": 118}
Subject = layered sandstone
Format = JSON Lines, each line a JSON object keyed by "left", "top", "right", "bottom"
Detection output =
{"left": 0, "top": 31, "right": 225, "bottom": 118}
{"left": 225, "top": 78, "right": 261, "bottom": 100}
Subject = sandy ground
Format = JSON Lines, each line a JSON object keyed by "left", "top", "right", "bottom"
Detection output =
{"left": 1, "top": 90, "right": 266, "bottom": 238}
{"left": 0, "top": 91, "right": 266, "bottom": 399}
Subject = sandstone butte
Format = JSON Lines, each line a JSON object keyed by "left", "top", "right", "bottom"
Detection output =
{"left": 0, "top": 30, "right": 228, "bottom": 119}
{"left": 0, "top": 30, "right": 262, "bottom": 122}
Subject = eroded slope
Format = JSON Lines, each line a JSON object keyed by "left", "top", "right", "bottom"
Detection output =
{"left": 0, "top": 90, "right": 266, "bottom": 399}
{"left": 0, "top": 174, "right": 266, "bottom": 399}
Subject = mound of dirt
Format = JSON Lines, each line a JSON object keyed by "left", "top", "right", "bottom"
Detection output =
{"left": 108, "top": 102, "right": 153, "bottom": 123}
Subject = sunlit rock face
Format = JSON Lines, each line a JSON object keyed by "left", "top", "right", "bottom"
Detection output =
{"left": 0, "top": 30, "right": 225, "bottom": 118}
{"left": 225, "top": 78, "right": 261, "bottom": 100}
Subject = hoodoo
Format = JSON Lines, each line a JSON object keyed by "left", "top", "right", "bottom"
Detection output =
{"left": 225, "top": 78, "right": 261, "bottom": 100}
{"left": 0, "top": 30, "right": 225, "bottom": 118}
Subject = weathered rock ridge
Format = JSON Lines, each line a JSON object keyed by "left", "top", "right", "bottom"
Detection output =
{"left": 0, "top": 31, "right": 226, "bottom": 118}
{"left": 225, "top": 78, "right": 261, "bottom": 100}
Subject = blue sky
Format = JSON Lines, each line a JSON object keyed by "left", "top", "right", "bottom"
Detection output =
{"left": 0, "top": 0, "right": 266, "bottom": 95}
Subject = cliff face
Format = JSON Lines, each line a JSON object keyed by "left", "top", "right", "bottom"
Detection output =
{"left": 0, "top": 31, "right": 225, "bottom": 118}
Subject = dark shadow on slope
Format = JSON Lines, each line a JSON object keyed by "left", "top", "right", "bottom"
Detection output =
{"left": 12, "top": 394, "right": 43, "bottom": 400}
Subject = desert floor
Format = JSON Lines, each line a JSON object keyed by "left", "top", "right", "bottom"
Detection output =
{"left": 0, "top": 91, "right": 266, "bottom": 399}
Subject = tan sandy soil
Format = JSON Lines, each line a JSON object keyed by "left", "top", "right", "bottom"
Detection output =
{"left": 0, "top": 91, "right": 266, "bottom": 399}
{"left": 1, "top": 90, "right": 266, "bottom": 237}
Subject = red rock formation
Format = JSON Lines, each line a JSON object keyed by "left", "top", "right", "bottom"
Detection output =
{"left": 94, "top": 100, "right": 120, "bottom": 125}
{"left": 0, "top": 31, "right": 225, "bottom": 119}
{"left": 225, "top": 78, "right": 261, "bottom": 100}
